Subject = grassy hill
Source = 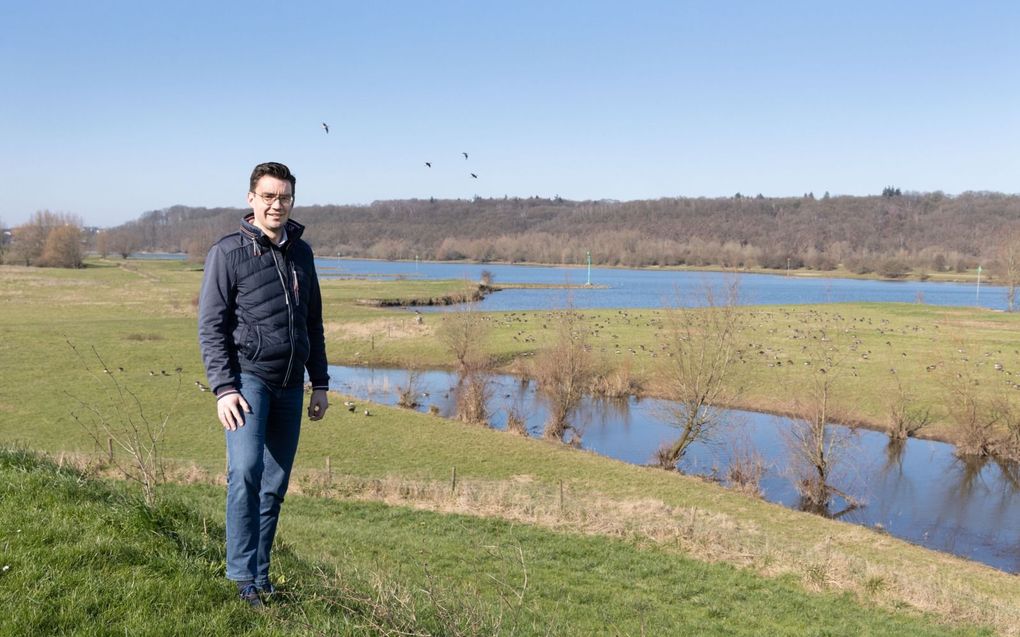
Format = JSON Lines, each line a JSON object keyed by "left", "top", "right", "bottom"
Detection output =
{"left": 0, "top": 447, "right": 995, "bottom": 636}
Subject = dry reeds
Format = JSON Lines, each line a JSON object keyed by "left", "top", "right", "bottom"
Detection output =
{"left": 455, "top": 371, "right": 491, "bottom": 426}
{"left": 589, "top": 358, "right": 641, "bottom": 398}
{"left": 505, "top": 404, "right": 529, "bottom": 436}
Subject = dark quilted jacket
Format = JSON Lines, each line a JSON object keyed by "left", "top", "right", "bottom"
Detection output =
{"left": 198, "top": 215, "right": 329, "bottom": 396}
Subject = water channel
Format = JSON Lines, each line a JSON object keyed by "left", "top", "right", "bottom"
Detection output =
{"left": 329, "top": 364, "right": 1020, "bottom": 573}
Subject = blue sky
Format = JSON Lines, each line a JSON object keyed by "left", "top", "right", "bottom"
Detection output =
{"left": 2, "top": 1, "right": 1018, "bottom": 228}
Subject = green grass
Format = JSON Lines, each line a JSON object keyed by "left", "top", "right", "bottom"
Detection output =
{"left": 6, "top": 258, "right": 1018, "bottom": 447}
{"left": 4, "top": 259, "right": 1020, "bottom": 634}
{"left": 0, "top": 447, "right": 993, "bottom": 636}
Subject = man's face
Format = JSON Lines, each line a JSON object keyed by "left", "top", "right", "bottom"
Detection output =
{"left": 247, "top": 175, "right": 294, "bottom": 237}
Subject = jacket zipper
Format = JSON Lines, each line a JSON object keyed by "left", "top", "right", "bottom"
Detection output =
{"left": 271, "top": 247, "right": 296, "bottom": 386}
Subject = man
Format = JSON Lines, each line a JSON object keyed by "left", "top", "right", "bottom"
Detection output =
{"left": 198, "top": 161, "right": 330, "bottom": 607}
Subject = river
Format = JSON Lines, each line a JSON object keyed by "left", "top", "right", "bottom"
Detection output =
{"left": 329, "top": 364, "right": 1020, "bottom": 574}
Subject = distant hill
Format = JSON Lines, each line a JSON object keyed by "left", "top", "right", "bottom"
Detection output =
{"left": 107, "top": 191, "right": 1020, "bottom": 275}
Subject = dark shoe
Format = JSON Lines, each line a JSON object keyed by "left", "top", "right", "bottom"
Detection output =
{"left": 238, "top": 582, "right": 263, "bottom": 608}
{"left": 256, "top": 581, "right": 276, "bottom": 598}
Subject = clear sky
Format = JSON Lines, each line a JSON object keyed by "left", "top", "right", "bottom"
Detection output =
{"left": 2, "top": 1, "right": 1018, "bottom": 228}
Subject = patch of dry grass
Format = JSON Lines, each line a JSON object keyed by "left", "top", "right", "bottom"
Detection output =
{"left": 282, "top": 470, "right": 1020, "bottom": 635}
{"left": 325, "top": 317, "right": 432, "bottom": 340}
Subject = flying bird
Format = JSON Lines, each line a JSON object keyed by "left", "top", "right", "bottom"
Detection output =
{"left": 470, "top": 173, "right": 478, "bottom": 178}
{"left": 425, "top": 162, "right": 431, "bottom": 168}
{"left": 462, "top": 152, "right": 468, "bottom": 160}
{"left": 321, "top": 122, "right": 329, "bottom": 134}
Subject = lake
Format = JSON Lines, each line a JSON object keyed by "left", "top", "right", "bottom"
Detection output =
{"left": 317, "top": 258, "right": 1008, "bottom": 311}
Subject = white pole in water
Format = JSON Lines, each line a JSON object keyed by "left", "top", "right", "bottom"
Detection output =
{"left": 976, "top": 264, "right": 982, "bottom": 304}
{"left": 586, "top": 251, "right": 592, "bottom": 286}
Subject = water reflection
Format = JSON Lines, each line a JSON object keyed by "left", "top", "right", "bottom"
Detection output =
{"left": 329, "top": 364, "right": 1020, "bottom": 572}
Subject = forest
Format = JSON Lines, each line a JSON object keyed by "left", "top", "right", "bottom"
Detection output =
{"left": 64, "top": 190, "right": 1020, "bottom": 276}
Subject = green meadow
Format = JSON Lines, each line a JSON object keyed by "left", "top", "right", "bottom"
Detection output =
{"left": 2, "top": 258, "right": 1020, "bottom": 635}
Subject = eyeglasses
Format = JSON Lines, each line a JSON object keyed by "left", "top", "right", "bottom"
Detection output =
{"left": 252, "top": 192, "right": 294, "bottom": 206}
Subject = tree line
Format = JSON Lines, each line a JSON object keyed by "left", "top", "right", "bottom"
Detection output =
{"left": 7, "top": 190, "right": 1020, "bottom": 281}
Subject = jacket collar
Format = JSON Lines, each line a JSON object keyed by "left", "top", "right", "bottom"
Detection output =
{"left": 240, "top": 213, "right": 305, "bottom": 248}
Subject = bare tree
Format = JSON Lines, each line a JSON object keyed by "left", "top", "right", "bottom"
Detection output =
{"left": 107, "top": 226, "right": 143, "bottom": 259}
{"left": 436, "top": 304, "right": 494, "bottom": 425}
{"left": 783, "top": 329, "right": 859, "bottom": 514}
{"left": 184, "top": 230, "right": 216, "bottom": 265}
{"left": 8, "top": 210, "right": 55, "bottom": 265}
{"left": 995, "top": 225, "right": 1020, "bottom": 311}
{"left": 436, "top": 304, "right": 491, "bottom": 373}
{"left": 534, "top": 308, "right": 593, "bottom": 442}
{"left": 654, "top": 279, "right": 742, "bottom": 470}
{"left": 8, "top": 211, "right": 83, "bottom": 268}
{"left": 38, "top": 223, "right": 83, "bottom": 268}
{"left": 95, "top": 229, "right": 110, "bottom": 258}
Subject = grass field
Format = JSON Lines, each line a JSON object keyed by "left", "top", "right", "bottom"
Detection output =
{"left": 0, "top": 447, "right": 999, "bottom": 636}
{"left": 3, "top": 258, "right": 1020, "bottom": 634}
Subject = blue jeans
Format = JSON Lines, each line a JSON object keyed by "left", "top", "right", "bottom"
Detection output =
{"left": 225, "top": 372, "right": 303, "bottom": 586}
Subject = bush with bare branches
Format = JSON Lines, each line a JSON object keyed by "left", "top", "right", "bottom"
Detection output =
{"left": 455, "top": 371, "right": 492, "bottom": 426}
{"left": 436, "top": 304, "right": 491, "bottom": 373}
{"left": 887, "top": 373, "right": 933, "bottom": 441}
{"left": 988, "top": 395, "right": 1020, "bottom": 461}
{"left": 939, "top": 345, "right": 997, "bottom": 458}
{"left": 783, "top": 330, "right": 860, "bottom": 514}
{"left": 65, "top": 341, "right": 177, "bottom": 506}
{"left": 655, "top": 279, "right": 742, "bottom": 470}
{"left": 533, "top": 308, "right": 593, "bottom": 442}
{"left": 396, "top": 369, "right": 423, "bottom": 409}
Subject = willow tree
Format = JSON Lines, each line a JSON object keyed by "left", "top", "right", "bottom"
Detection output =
{"left": 656, "top": 280, "right": 742, "bottom": 470}
{"left": 535, "top": 308, "right": 593, "bottom": 442}
{"left": 436, "top": 303, "right": 493, "bottom": 425}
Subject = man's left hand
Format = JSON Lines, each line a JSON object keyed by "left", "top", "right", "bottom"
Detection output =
{"left": 308, "top": 389, "right": 329, "bottom": 421}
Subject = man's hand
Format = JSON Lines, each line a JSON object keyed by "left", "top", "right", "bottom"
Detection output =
{"left": 308, "top": 389, "right": 329, "bottom": 421}
{"left": 217, "top": 393, "right": 251, "bottom": 431}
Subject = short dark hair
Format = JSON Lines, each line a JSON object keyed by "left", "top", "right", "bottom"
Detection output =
{"left": 249, "top": 162, "right": 296, "bottom": 194}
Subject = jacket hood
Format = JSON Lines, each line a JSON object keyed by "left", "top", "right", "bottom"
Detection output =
{"left": 240, "top": 213, "right": 306, "bottom": 247}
